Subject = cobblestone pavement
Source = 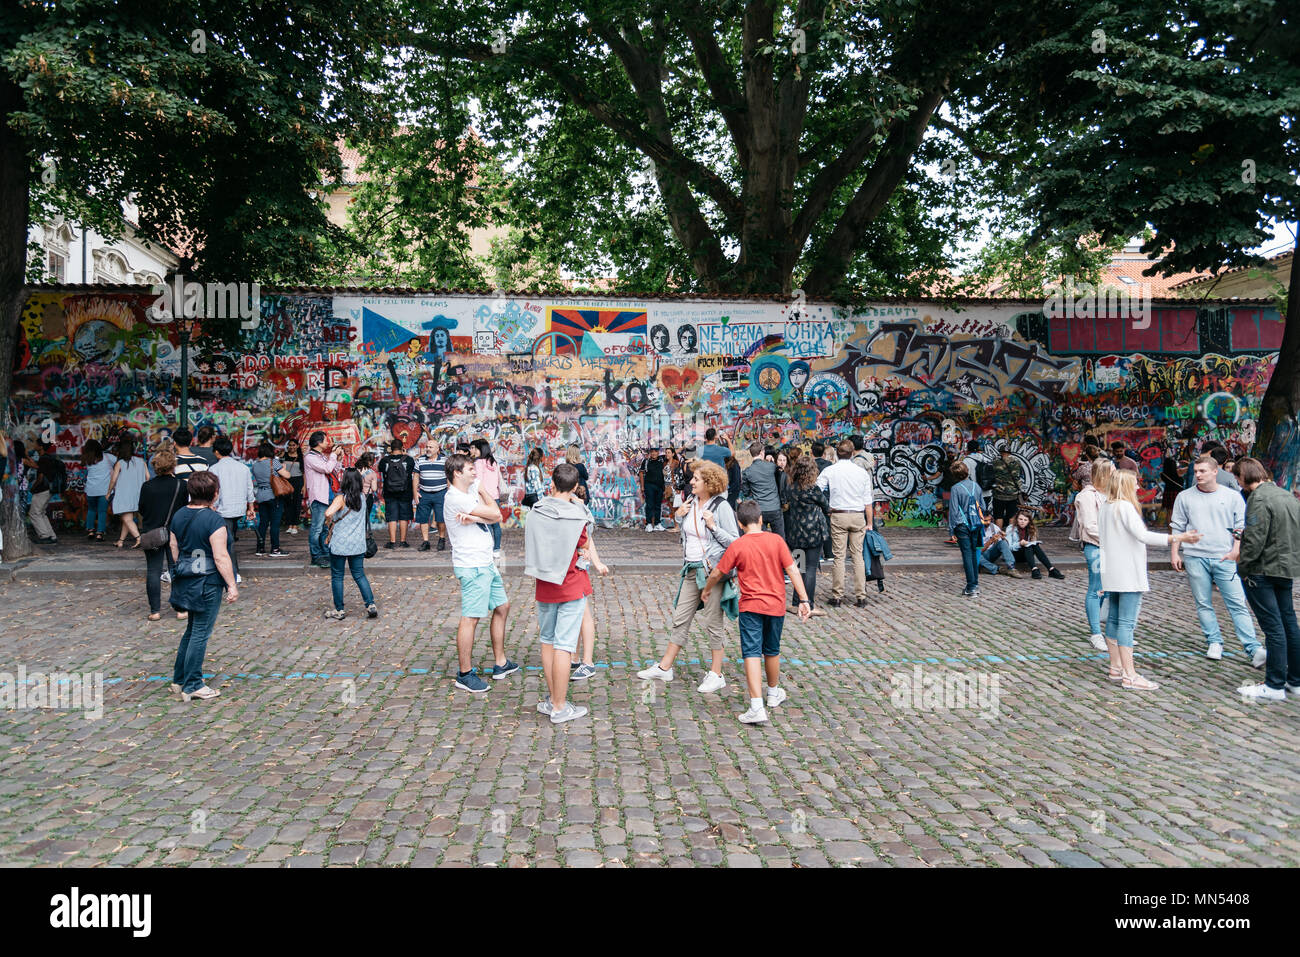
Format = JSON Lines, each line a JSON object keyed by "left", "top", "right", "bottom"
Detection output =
{"left": 1, "top": 564, "right": 1297, "bottom": 868}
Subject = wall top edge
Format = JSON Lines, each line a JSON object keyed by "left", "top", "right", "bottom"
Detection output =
{"left": 19, "top": 284, "right": 1278, "bottom": 308}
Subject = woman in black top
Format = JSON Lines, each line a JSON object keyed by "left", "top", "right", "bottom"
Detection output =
{"left": 783, "top": 457, "right": 830, "bottom": 616}
{"left": 725, "top": 454, "right": 742, "bottom": 513}
{"left": 139, "top": 447, "right": 189, "bottom": 621}
{"left": 281, "top": 437, "right": 305, "bottom": 531}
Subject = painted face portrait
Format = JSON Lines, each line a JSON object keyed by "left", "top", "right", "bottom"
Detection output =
{"left": 677, "top": 324, "right": 697, "bottom": 353}
{"left": 788, "top": 362, "right": 810, "bottom": 390}
{"left": 431, "top": 328, "right": 451, "bottom": 354}
{"left": 649, "top": 324, "right": 670, "bottom": 353}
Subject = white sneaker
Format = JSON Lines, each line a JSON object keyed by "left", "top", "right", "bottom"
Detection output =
{"left": 550, "top": 702, "right": 588, "bottom": 724}
{"left": 1086, "top": 634, "right": 1107, "bottom": 651}
{"left": 288, "top": 527, "right": 300, "bottom": 535}
{"left": 637, "top": 664, "right": 673, "bottom": 682}
{"left": 1286, "top": 683, "right": 1300, "bottom": 697}
{"left": 1206, "top": 643, "right": 1223, "bottom": 660}
{"left": 1239, "top": 683, "right": 1285, "bottom": 702}
{"left": 182, "top": 685, "right": 221, "bottom": 701}
{"left": 696, "top": 671, "right": 726, "bottom": 694}
{"left": 160, "top": 570, "right": 172, "bottom": 584}
{"left": 645, "top": 524, "right": 654, "bottom": 532}
{"left": 1252, "top": 647, "right": 1267, "bottom": 668}
{"left": 738, "top": 703, "right": 768, "bottom": 724}
{"left": 654, "top": 524, "right": 666, "bottom": 532}
{"left": 766, "top": 686, "right": 788, "bottom": 709}
{"left": 536, "top": 697, "right": 553, "bottom": 715}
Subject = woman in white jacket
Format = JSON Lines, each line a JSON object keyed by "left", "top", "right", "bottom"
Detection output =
{"left": 1071, "top": 458, "right": 1112, "bottom": 651}
{"left": 1099, "top": 469, "right": 1200, "bottom": 690}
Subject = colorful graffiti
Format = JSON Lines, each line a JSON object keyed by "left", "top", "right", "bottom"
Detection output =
{"left": 10, "top": 290, "right": 1282, "bottom": 527}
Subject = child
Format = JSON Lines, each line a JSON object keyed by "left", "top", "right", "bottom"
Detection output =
{"left": 443, "top": 452, "right": 519, "bottom": 693}
{"left": 702, "top": 500, "right": 810, "bottom": 725}
{"left": 979, "top": 516, "right": 1024, "bottom": 578}
{"left": 524, "top": 463, "right": 609, "bottom": 723}
{"left": 1007, "top": 510, "right": 1065, "bottom": 580}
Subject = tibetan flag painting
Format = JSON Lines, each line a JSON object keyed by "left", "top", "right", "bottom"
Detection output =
{"left": 545, "top": 307, "right": 647, "bottom": 355}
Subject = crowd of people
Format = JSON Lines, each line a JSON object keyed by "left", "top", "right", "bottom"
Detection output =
{"left": 4, "top": 423, "right": 1298, "bottom": 712}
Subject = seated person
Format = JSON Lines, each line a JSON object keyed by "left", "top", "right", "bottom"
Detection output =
{"left": 979, "top": 519, "right": 1024, "bottom": 578}
{"left": 1006, "top": 510, "right": 1065, "bottom": 580}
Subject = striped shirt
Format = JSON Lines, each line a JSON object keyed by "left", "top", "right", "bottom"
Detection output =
{"left": 414, "top": 456, "right": 447, "bottom": 494}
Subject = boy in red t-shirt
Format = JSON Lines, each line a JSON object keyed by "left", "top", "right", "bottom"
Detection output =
{"left": 703, "top": 501, "right": 810, "bottom": 724}
{"left": 523, "top": 463, "right": 609, "bottom": 724}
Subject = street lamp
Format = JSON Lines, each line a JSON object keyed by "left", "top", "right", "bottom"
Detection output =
{"left": 177, "top": 318, "right": 200, "bottom": 430}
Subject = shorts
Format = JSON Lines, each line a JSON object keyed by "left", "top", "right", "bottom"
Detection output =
{"left": 992, "top": 498, "right": 1019, "bottom": 523}
{"left": 454, "top": 565, "right": 508, "bottom": 619}
{"left": 386, "top": 496, "right": 414, "bottom": 522}
{"left": 415, "top": 490, "right": 445, "bottom": 525}
{"left": 738, "top": 611, "right": 784, "bottom": 659}
{"left": 538, "top": 596, "right": 586, "bottom": 654}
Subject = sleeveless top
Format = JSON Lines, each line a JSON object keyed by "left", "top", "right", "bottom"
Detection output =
{"left": 329, "top": 505, "right": 367, "bottom": 556}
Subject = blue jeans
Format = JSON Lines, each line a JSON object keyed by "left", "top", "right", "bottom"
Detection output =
{"left": 1106, "top": 591, "right": 1143, "bottom": 648}
{"left": 173, "top": 579, "right": 224, "bottom": 693}
{"left": 84, "top": 495, "right": 107, "bottom": 534}
{"left": 331, "top": 553, "right": 374, "bottom": 610}
{"left": 1083, "top": 543, "right": 1104, "bottom": 634}
{"left": 256, "top": 498, "right": 282, "bottom": 552}
{"left": 1183, "top": 556, "right": 1258, "bottom": 652}
{"left": 954, "top": 525, "right": 981, "bottom": 590}
{"left": 310, "top": 500, "right": 328, "bottom": 562}
{"left": 979, "top": 539, "right": 1014, "bottom": 573}
{"left": 490, "top": 503, "right": 503, "bottom": 550}
{"left": 1243, "top": 575, "right": 1300, "bottom": 690}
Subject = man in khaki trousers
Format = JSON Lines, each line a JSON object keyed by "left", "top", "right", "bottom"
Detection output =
{"left": 817, "top": 439, "right": 873, "bottom": 607}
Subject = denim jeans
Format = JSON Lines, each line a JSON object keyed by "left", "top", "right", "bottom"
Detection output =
{"left": 331, "top": 553, "right": 375, "bottom": 610}
{"left": 1243, "top": 575, "right": 1300, "bottom": 690}
{"left": 954, "top": 525, "right": 981, "bottom": 590}
{"left": 761, "top": 509, "right": 786, "bottom": 540}
{"left": 979, "top": 539, "right": 1014, "bottom": 573}
{"left": 256, "top": 498, "right": 282, "bottom": 552}
{"left": 84, "top": 495, "right": 108, "bottom": 534}
{"left": 490, "top": 506, "right": 503, "bottom": 551}
{"left": 1106, "top": 591, "right": 1143, "bottom": 648}
{"left": 310, "top": 500, "right": 328, "bottom": 561}
{"left": 1183, "top": 556, "right": 1258, "bottom": 652}
{"left": 173, "top": 579, "right": 224, "bottom": 693}
{"left": 223, "top": 516, "right": 241, "bottom": 578}
{"left": 1083, "top": 543, "right": 1105, "bottom": 634}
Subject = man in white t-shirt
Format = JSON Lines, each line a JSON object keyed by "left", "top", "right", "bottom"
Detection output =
{"left": 817, "top": 439, "right": 873, "bottom": 607}
{"left": 443, "top": 453, "right": 518, "bottom": 693}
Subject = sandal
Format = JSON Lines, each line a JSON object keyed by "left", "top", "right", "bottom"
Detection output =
{"left": 95, "top": 532, "right": 104, "bottom": 541}
{"left": 1107, "top": 667, "right": 1124, "bottom": 681}
{"left": 130, "top": 536, "right": 141, "bottom": 549}
{"left": 1122, "top": 673, "right": 1159, "bottom": 691}
{"left": 148, "top": 613, "right": 161, "bottom": 621}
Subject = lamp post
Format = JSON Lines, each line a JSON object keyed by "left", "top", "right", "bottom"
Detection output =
{"left": 177, "top": 318, "right": 198, "bottom": 431}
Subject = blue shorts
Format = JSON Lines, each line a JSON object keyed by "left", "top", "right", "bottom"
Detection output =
{"left": 454, "top": 565, "right": 508, "bottom": 619}
{"left": 738, "top": 611, "right": 784, "bottom": 659}
{"left": 538, "top": 596, "right": 586, "bottom": 654}
{"left": 416, "top": 490, "right": 445, "bottom": 525}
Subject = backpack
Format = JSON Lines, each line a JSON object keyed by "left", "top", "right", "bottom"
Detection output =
{"left": 383, "top": 456, "right": 409, "bottom": 494}
{"left": 975, "top": 460, "right": 995, "bottom": 490}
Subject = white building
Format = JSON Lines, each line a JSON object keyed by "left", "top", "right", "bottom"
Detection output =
{"left": 29, "top": 197, "right": 179, "bottom": 286}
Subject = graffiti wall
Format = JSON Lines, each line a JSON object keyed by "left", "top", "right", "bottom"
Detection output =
{"left": 10, "top": 288, "right": 1282, "bottom": 527}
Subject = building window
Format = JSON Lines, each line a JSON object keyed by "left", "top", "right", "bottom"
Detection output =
{"left": 47, "top": 251, "right": 66, "bottom": 282}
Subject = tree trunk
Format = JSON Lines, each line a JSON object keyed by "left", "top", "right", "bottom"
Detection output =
{"left": 0, "top": 72, "right": 33, "bottom": 562}
{"left": 1252, "top": 228, "right": 1300, "bottom": 492}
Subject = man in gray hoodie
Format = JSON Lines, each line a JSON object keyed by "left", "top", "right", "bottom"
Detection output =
{"left": 524, "top": 463, "right": 609, "bottom": 723}
{"left": 740, "top": 441, "right": 784, "bottom": 538}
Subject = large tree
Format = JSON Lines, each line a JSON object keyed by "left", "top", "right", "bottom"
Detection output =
{"left": 997, "top": 0, "right": 1298, "bottom": 480}
{"left": 391, "top": 0, "right": 1103, "bottom": 298}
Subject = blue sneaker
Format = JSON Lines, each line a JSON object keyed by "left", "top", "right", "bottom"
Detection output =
{"left": 491, "top": 659, "right": 520, "bottom": 680}
{"left": 571, "top": 663, "right": 597, "bottom": 681}
{"left": 455, "top": 669, "right": 490, "bottom": 693}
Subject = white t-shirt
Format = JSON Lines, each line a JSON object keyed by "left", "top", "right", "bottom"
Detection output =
{"left": 682, "top": 502, "right": 708, "bottom": 562}
{"left": 444, "top": 482, "right": 494, "bottom": 568}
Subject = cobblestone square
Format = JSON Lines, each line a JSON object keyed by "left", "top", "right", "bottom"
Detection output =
{"left": 2, "top": 544, "right": 1297, "bottom": 868}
